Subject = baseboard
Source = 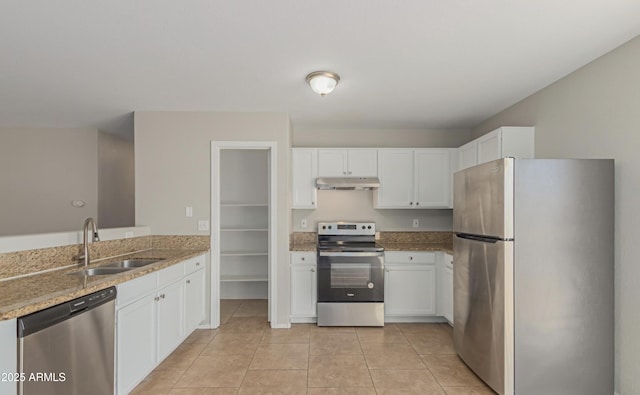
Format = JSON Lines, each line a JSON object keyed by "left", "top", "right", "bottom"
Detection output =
{"left": 384, "top": 315, "right": 448, "bottom": 323}
{"left": 270, "top": 322, "right": 292, "bottom": 329}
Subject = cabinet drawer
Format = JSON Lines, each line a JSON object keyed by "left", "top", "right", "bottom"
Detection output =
{"left": 184, "top": 255, "right": 205, "bottom": 275}
{"left": 158, "top": 262, "right": 185, "bottom": 287}
{"left": 117, "top": 272, "right": 157, "bottom": 307}
{"left": 385, "top": 251, "right": 436, "bottom": 264}
{"left": 290, "top": 252, "right": 316, "bottom": 265}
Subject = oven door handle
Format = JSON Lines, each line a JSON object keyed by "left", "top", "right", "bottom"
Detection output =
{"left": 318, "top": 251, "right": 384, "bottom": 258}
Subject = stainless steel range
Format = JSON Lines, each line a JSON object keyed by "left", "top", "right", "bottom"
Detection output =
{"left": 316, "top": 222, "right": 385, "bottom": 326}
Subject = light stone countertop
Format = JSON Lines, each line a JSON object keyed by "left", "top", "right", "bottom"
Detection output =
{"left": 0, "top": 248, "right": 208, "bottom": 320}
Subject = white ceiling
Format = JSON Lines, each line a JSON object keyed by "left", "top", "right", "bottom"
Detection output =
{"left": 1, "top": 1, "right": 639, "bottom": 138}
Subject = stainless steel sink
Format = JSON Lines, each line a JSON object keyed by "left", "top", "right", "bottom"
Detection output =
{"left": 68, "top": 267, "right": 132, "bottom": 276}
{"left": 102, "top": 259, "right": 163, "bottom": 269}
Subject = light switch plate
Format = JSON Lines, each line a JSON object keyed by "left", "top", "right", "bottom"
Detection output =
{"left": 413, "top": 219, "right": 419, "bottom": 228}
{"left": 301, "top": 219, "right": 307, "bottom": 228}
{"left": 186, "top": 206, "right": 193, "bottom": 217}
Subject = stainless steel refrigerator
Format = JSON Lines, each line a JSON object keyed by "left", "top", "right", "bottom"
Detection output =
{"left": 453, "top": 158, "right": 614, "bottom": 395}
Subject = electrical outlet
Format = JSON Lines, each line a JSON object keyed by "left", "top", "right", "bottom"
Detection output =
{"left": 301, "top": 219, "right": 307, "bottom": 228}
{"left": 125, "top": 231, "right": 134, "bottom": 238}
{"left": 198, "top": 220, "right": 209, "bottom": 231}
{"left": 413, "top": 219, "right": 419, "bottom": 228}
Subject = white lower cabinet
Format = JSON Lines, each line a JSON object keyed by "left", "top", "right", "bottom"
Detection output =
{"left": 441, "top": 253, "right": 454, "bottom": 324}
{"left": 385, "top": 252, "right": 437, "bottom": 318}
{"left": 116, "top": 293, "right": 157, "bottom": 393}
{"left": 290, "top": 252, "right": 317, "bottom": 323}
{"left": 156, "top": 280, "right": 185, "bottom": 361}
{"left": 184, "top": 268, "right": 206, "bottom": 334}
{"left": 0, "top": 319, "right": 17, "bottom": 395}
{"left": 116, "top": 254, "right": 206, "bottom": 394}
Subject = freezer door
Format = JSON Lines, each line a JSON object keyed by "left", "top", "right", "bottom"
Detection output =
{"left": 453, "top": 158, "right": 513, "bottom": 239}
{"left": 453, "top": 234, "right": 513, "bottom": 395}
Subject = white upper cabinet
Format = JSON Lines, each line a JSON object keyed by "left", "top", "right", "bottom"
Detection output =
{"left": 414, "top": 149, "right": 452, "bottom": 208}
{"left": 375, "top": 149, "right": 414, "bottom": 208}
{"left": 318, "top": 148, "right": 377, "bottom": 177}
{"left": 292, "top": 148, "right": 318, "bottom": 209}
{"left": 458, "top": 126, "right": 534, "bottom": 170}
{"left": 376, "top": 148, "right": 452, "bottom": 209}
{"left": 458, "top": 140, "right": 478, "bottom": 171}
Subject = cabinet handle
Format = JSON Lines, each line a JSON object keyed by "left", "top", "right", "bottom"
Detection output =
{"left": 154, "top": 296, "right": 160, "bottom": 302}
{"left": 410, "top": 202, "right": 413, "bottom": 205}
{"left": 416, "top": 202, "right": 420, "bottom": 206}
{"left": 186, "top": 280, "right": 191, "bottom": 284}
{"left": 409, "top": 256, "right": 413, "bottom": 261}
{"left": 311, "top": 201, "right": 315, "bottom": 205}
{"left": 311, "top": 268, "right": 315, "bottom": 272}
{"left": 301, "top": 257, "right": 305, "bottom": 261}
{"left": 385, "top": 268, "right": 389, "bottom": 272}
{"left": 348, "top": 171, "right": 352, "bottom": 175}
{"left": 343, "top": 171, "right": 347, "bottom": 175}
{"left": 196, "top": 262, "right": 200, "bottom": 266}
{"left": 160, "top": 294, "right": 166, "bottom": 299}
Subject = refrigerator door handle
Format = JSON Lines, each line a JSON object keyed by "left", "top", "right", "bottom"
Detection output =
{"left": 455, "top": 233, "right": 506, "bottom": 243}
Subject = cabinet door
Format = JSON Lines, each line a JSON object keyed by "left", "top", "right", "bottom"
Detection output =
{"left": 292, "top": 148, "right": 318, "bottom": 209}
{"left": 184, "top": 269, "right": 206, "bottom": 334}
{"left": 375, "top": 149, "right": 414, "bottom": 208}
{"left": 0, "top": 320, "right": 16, "bottom": 395}
{"left": 157, "top": 281, "right": 185, "bottom": 361}
{"left": 347, "top": 149, "right": 378, "bottom": 177}
{"left": 458, "top": 140, "right": 478, "bottom": 170}
{"left": 117, "top": 295, "right": 157, "bottom": 394}
{"left": 290, "top": 264, "right": 317, "bottom": 318}
{"left": 318, "top": 149, "right": 348, "bottom": 176}
{"left": 414, "top": 149, "right": 451, "bottom": 208}
{"left": 476, "top": 129, "right": 502, "bottom": 165}
{"left": 385, "top": 264, "right": 437, "bottom": 316}
{"left": 443, "top": 265, "right": 453, "bottom": 324}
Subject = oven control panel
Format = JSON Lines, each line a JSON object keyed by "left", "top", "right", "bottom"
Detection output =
{"left": 318, "top": 222, "right": 376, "bottom": 236}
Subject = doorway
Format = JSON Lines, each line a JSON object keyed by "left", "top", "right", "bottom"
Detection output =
{"left": 210, "top": 141, "right": 277, "bottom": 328}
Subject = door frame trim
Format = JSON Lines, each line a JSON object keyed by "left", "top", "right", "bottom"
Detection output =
{"left": 210, "top": 141, "right": 278, "bottom": 328}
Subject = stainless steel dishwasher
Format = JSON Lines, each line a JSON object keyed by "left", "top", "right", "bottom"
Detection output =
{"left": 17, "top": 286, "right": 116, "bottom": 395}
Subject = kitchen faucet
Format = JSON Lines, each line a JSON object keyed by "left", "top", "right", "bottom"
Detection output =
{"left": 77, "top": 217, "right": 100, "bottom": 267}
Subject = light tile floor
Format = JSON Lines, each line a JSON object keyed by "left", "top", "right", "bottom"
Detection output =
{"left": 132, "top": 299, "right": 495, "bottom": 394}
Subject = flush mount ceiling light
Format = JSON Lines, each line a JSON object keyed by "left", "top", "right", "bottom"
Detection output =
{"left": 306, "top": 71, "right": 340, "bottom": 96}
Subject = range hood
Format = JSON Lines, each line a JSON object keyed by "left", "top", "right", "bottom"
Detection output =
{"left": 316, "top": 177, "right": 380, "bottom": 190}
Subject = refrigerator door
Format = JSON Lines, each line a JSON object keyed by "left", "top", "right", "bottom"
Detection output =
{"left": 453, "top": 158, "right": 514, "bottom": 239}
{"left": 453, "top": 234, "right": 514, "bottom": 395}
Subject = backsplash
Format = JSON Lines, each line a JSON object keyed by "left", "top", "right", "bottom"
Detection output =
{"left": 291, "top": 231, "right": 452, "bottom": 246}
{"left": 378, "top": 231, "right": 452, "bottom": 244}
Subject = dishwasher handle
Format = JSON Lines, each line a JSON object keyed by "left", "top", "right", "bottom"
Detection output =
{"left": 18, "top": 286, "right": 117, "bottom": 338}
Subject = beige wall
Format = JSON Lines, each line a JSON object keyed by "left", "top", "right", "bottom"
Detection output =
{"left": 134, "top": 111, "right": 291, "bottom": 327}
{"left": 0, "top": 128, "right": 98, "bottom": 236}
{"left": 473, "top": 36, "right": 640, "bottom": 394}
{"left": 98, "top": 131, "right": 135, "bottom": 229}
{"left": 294, "top": 126, "right": 470, "bottom": 148}
{"left": 292, "top": 126, "right": 469, "bottom": 231}
{"left": 292, "top": 190, "right": 453, "bottom": 232}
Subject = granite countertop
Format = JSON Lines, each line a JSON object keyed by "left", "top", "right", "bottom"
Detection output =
{"left": 0, "top": 248, "right": 208, "bottom": 321}
{"left": 289, "top": 242, "right": 453, "bottom": 254}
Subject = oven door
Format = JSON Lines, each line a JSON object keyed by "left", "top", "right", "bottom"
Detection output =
{"left": 317, "top": 251, "right": 384, "bottom": 302}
